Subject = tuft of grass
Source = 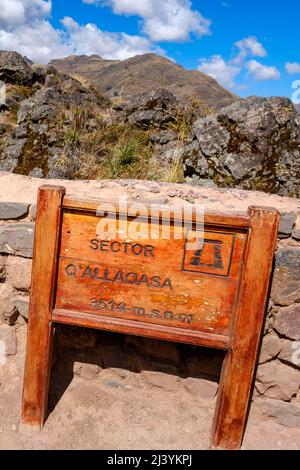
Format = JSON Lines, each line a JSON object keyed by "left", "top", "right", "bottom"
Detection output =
{"left": 163, "top": 154, "right": 185, "bottom": 183}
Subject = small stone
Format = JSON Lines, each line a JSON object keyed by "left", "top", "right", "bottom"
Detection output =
{"left": 142, "top": 370, "right": 181, "bottom": 391}
{"left": 0, "top": 284, "right": 19, "bottom": 325}
{"left": 278, "top": 213, "right": 297, "bottom": 238}
{"left": 73, "top": 362, "right": 101, "bottom": 380}
{"left": 0, "top": 223, "right": 35, "bottom": 258}
{"left": 183, "top": 377, "right": 218, "bottom": 400}
{"left": 6, "top": 257, "right": 32, "bottom": 291}
{"left": 0, "top": 203, "right": 29, "bottom": 221}
{"left": 103, "top": 379, "right": 129, "bottom": 390}
{"left": 13, "top": 296, "right": 30, "bottom": 320}
{"left": 279, "top": 340, "right": 300, "bottom": 368}
{"left": 256, "top": 361, "right": 300, "bottom": 401}
{"left": 167, "top": 191, "right": 177, "bottom": 198}
{"left": 0, "top": 325, "right": 17, "bottom": 355}
{"left": 258, "top": 333, "right": 283, "bottom": 364}
{"left": 274, "top": 304, "right": 300, "bottom": 340}
{"left": 271, "top": 247, "right": 300, "bottom": 306}
{"left": 29, "top": 168, "right": 44, "bottom": 178}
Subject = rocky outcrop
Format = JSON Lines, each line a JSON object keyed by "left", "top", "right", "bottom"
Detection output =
{"left": 1, "top": 52, "right": 300, "bottom": 197}
{"left": 187, "top": 97, "right": 300, "bottom": 197}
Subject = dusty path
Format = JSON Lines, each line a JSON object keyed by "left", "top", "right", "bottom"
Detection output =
{"left": 0, "top": 323, "right": 299, "bottom": 451}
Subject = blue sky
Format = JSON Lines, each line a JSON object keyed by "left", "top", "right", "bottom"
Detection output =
{"left": 0, "top": 0, "right": 299, "bottom": 99}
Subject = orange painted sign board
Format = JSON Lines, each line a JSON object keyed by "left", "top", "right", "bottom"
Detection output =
{"left": 21, "top": 186, "right": 279, "bottom": 450}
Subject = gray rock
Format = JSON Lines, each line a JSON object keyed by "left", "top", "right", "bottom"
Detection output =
{"left": 29, "top": 123, "right": 49, "bottom": 135}
{"left": 13, "top": 126, "right": 28, "bottom": 139}
{"left": 159, "top": 130, "right": 178, "bottom": 144}
{"left": 0, "top": 202, "right": 29, "bottom": 220}
{"left": 0, "top": 284, "right": 19, "bottom": 325}
{"left": 28, "top": 168, "right": 44, "bottom": 178}
{"left": 256, "top": 361, "right": 300, "bottom": 401}
{"left": 279, "top": 340, "right": 300, "bottom": 368}
{"left": 6, "top": 257, "right": 32, "bottom": 291}
{"left": 128, "top": 109, "right": 164, "bottom": 127}
{"left": 0, "top": 51, "right": 33, "bottom": 85}
{"left": 13, "top": 297, "right": 30, "bottom": 320}
{"left": 278, "top": 213, "right": 297, "bottom": 239}
{"left": 0, "top": 223, "right": 35, "bottom": 258}
{"left": 17, "top": 87, "right": 60, "bottom": 124}
{"left": 190, "top": 97, "right": 300, "bottom": 197}
{"left": 127, "top": 88, "right": 178, "bottom": 113}
{"left": 271, "top": 247, "right": 300, "bottom": 306}
{"left": 193, "top": 115, "right": 230, "bottom": 157}
{"left": 0, "top": 139, "right": 27, "bottom": 172}
{"left": 274, "top": 304, "right": 300, "bottom": 340}
{"left": 258, "top": 333, "right": 283, "bottom": 364}
{"left": 261, "top": 399, "right": 300, "bottom": 428}
{"left": 185, "top": 176, "right": 217, "bottom": 188}
{"left": 0, "top": 325, "right": 17, "bottom": 356}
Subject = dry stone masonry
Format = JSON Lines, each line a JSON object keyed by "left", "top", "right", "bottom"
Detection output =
{"left": 0, "top": 174, "right": 299, "bottom": 431}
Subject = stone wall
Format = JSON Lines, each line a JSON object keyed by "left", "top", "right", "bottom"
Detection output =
{"left": 0, "top": 173, "right": 300, "bottom": 430}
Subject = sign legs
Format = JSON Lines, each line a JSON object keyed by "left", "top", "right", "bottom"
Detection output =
{"left": 21, "top": 186, "right": 65, "bottom": 427}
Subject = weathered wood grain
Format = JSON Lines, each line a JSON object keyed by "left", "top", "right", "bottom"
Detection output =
{"left": 21, "top": 185, "right": 65, "bottom": 427}
{"left": 211, "top": 206, "right": 280, "bottom": 450}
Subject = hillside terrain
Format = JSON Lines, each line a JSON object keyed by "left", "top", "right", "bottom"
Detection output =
{"left": 50, "top": 53, "right": 237, "bottom": 110}
{"left": 0, "top": 51, "right": 300, "bottom": 197}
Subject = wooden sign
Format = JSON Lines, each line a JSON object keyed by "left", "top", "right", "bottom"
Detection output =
{"left": 21, "top": 185, "right": 279, "bottom": 450}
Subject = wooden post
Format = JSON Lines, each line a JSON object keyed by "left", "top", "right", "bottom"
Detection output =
{"left": 21, "top": 185, "right": 65, "bottom": 427}
{"left": 211, "top": 206, "right": 280, "bottom": 449}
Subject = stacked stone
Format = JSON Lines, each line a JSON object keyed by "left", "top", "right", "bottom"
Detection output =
{"left": 0, "top": 202, "right": 34, "bottom": 362}
{"left": 256, "top": 213, "right": 300, "bottom": 428}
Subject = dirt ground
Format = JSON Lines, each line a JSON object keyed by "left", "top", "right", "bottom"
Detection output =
{"left": 0, "top": 322, "right": 299, "bottom": 451}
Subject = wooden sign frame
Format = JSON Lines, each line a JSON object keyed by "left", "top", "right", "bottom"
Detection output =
{"left": 21, "top": 185, "right": 279, "bottom": 450}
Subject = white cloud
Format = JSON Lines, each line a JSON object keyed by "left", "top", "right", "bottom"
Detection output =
{"left": 0, "top": 0, "right": 51, "bottom": 26}
{"left": 61, "top": 17, "right": 157, "bottom": 60}
{"left": 0, "top": 0, "right": 159, "bottom": 63}
{"left": 198, "top": 55, "right": 241, "bottom": 88}
{"left": 285, "top": 62, "right": 300, "bottom": 74}
{"left": 87, "top": 0, "right": 211, "bottom": 42}
{"left": 233, "top": 36, "right": 266, "bottom": 64}
{"left": 247, "top": 60, "right": 280, "bottom": 81}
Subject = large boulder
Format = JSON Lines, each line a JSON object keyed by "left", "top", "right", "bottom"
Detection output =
{"left": 190, "top": 97, "right": 300, "bottom": 197}
{"left": 0, "top": 51, "right": 33, "bottom": 85}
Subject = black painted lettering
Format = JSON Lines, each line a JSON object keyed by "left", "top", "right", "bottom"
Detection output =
{"left": 151, "top": 276, "right": 161, "bottom": 288}
{"left": 100, "top": 240, "right": 109, "bottom": 252}
{"left": 111, "top": 241, "right": 121, "bottom": 253}
{"left": 65, "top": 264, "right": 77, "bottom": 277}
{"left": 114, "top": 271, "right": 125, "bottom": 284}
{"left": 90, "top": 239, "right": 99, "bottom": 250}
{"left": 123, "top": 242, "right": 131, "bottom": 253}
{"left": 132, "top": 244, "right": 143, "bottom": 256}
{"left": 82, "top": 266, "right": 93, "bottom": 278}
{"left": 162, "top": 278, "right": 172, "bottom": 290}
{"left": 138, "top": 274, "right": 150, "bottom": 287}
{"left": 145, "top": 245, "right": 155, "bottom": 258}
{"left": 125, "top": 273, "right": 137, "bottom": 284}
